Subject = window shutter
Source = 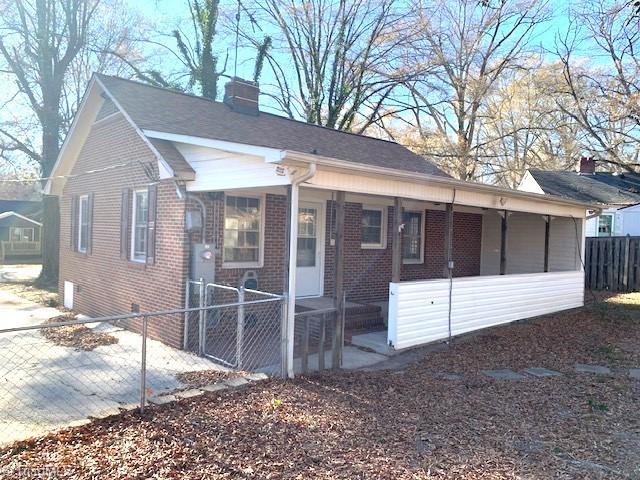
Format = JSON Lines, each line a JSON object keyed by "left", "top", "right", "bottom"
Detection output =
{"left": 146, "top": 184, "right": 157, "bottom": 265}
{"left": 71, "top": 195, "right": 79, "bottom": 251}
{"left": 120, "top": 188, "right": 131, "bottom": 259}
{"left": 87, "top": 193, "right": 95, "bottom": 254}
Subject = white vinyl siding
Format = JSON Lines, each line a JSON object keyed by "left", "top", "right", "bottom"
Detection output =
{"left": 177, "top": 143, "right": 289, "bottom": 192}
{"left": 388, "top": 271, "right": 584, "bottom": 350}
{"left": 131, "top": 190, "right": 148, "bottom": 262}
{"left": 480, "top": 211, "right": 582, "bottom": 275}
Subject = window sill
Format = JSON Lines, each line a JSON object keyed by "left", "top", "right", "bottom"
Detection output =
{"left": 403, "top": 259, "right": 424, "bottom": 265}
{"left": 361, "top": 244, "right": 386, "bottom": 250}
{"left": 127, "top": 259, "right": 147, "bottom": 270}
{"left": 222, "top": 262, "right": 263, "bottom": 269}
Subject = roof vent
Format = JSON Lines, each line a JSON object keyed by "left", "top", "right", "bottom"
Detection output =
{"left": 223, "top": 77, "right": 259, "bottom": 116}
{"left": 578, "top": 156, "right": 596, "bottom": 175}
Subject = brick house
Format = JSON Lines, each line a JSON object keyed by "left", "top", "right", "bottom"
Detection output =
{"left": 46, "top": 75, "right": 593, "bottom": 376}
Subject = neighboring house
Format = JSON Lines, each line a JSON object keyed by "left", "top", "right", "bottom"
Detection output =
{"left": 45, "top": 74, "right": 592, "bottom": 376}
{"left": 0, "top": 200, "right": 42, "bottom": 261}
{"left": 519, "top": 158, "right": 640, "bottom": 237}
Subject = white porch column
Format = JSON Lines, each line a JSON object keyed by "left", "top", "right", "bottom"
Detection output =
{"left": 285, "top": 182, "right": 300, "bottom": 378}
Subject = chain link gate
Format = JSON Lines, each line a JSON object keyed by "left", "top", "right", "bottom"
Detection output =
{"left": 184, "top": 279, "right": 285, "bottom": 374}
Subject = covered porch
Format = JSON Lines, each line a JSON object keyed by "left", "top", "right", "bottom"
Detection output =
{"left": 173, "top": 134, "right": 591, "bottom": 377}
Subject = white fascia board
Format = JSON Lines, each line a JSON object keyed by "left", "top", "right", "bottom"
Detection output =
{"left": 0, "top": 211, "right": 42, "bottom": 226}
{"left": 44, "top": 77, "right": 99, "bottom": 195}
{"left": 96, "top": 79, "right": 176, "bottom": 180}
{"left": 142, "top": 130, "right": 286, "bottom": 164}
{"left": 281, "top": 150, "right": 598, "bottom": 213}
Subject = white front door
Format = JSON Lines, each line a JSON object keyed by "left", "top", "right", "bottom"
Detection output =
{"left": 296, "top": 201, "right": 325, "bottom": 297}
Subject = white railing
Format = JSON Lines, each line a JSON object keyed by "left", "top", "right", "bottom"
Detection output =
{"left": 1, "top": 241, "right": 41, "bottom": 258}
{"left": 388, "top": 271, "right": 585, "bottom": 350}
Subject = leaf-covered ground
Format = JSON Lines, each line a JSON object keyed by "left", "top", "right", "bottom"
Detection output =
{"left": 1, "top": 294, "right": 639, "bottom": 479}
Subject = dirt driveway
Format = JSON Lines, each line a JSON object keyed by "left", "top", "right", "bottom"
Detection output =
{"left": 1, "top": 293, "right": 639, "bottom": 479}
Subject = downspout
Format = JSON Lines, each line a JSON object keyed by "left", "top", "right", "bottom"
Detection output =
{"left": 286, "top": 163, "right": 317, "bottom": 378}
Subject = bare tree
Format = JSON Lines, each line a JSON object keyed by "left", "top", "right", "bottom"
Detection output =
{"left": 400, "top": 0, "right": 551, "bottom": 181}
{"left": 555, "top": 0, "right": 640, "bottom": 172}
{"left": 251, "top": 0, "right": 407, "bottom": 132}
{"left": 0, "top": 0, "right": 139, "bottom": 284}
{"left": 479, "top": 64, "right": 580, "bottom": 187}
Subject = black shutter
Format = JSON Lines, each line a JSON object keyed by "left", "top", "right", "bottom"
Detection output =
{"left": 87, "top": 193, "right": 94, "bottom": 254}
{"left": 71, "top": 195, "right": 79, "bottom": 251}
{"left": 120, "top": 188, "right": 131, "bottom": 259}
{"left": 146, "top": 184, "right": 157, "bottom": 265}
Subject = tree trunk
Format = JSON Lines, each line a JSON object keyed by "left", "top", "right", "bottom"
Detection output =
{"left": 37, "top": 194, "right": 60, "bottom": 287}
{"left": 37, "top": 117, "right": 61, "bottom": 287}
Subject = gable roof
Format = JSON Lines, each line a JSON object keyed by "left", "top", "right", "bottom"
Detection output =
{"left": 96, "top": 74, "right": 447, "bottom": 177}
{"left": 527, "top": 169, "right": 640, "bottom": 206}
{"left": 0, "top": 200, "right": 41, "bottom": 219}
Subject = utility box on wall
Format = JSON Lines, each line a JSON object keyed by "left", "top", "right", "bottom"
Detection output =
{"left": 191, "top": 243, "right": 215, "bottom": 284}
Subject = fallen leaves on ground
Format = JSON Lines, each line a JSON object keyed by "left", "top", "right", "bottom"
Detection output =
{"left": 174, "top": 369, "right": 242, "bottom": 387}
{"left": 40, "top": 314, "right": 119, "bottom": 351}
{"left": 1, "top": 293, "right": 639, "bottom": 479}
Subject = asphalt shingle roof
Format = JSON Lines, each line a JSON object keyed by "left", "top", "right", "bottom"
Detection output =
{"left": 97, "top": 74, "right": 447, "bottom": 177}
{"left": 529, "top": 169, "right": 640, "bottom": 206}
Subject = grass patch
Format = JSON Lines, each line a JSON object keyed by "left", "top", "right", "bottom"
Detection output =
{"left": 0, "top": 281, "right": 59, "bottom": 307}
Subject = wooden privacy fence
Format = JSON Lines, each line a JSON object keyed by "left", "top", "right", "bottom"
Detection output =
{"left": 585, "top": 236, "right": 640, "bottom": 291}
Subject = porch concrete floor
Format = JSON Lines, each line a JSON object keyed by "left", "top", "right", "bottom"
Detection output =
{"left": 350, "top": 330, "right": 395, "bottom": 356}
{"left": 293, "top": 345, "right": 388, "bottom": 372}
{"left": 295, "top": 296, "right": 362, "bottom": 311}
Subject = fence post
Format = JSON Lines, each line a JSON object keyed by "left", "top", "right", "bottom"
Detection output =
{"left": 623, "top": 235, "right": 631, "bottom": 291}
{"left": 237, "top": 286, "right": 245, "bottom": 369}
{"left": 198, "top": 278, "right": 205, "bottom": 356}
{"left": 140, "top": 315, "right": 148, "bottom": 413}
{"left": 183, "top": 279, "right": 190, "bottom": 351}
{"left": 280, "top": 294, "right": 288, "bottom": 378}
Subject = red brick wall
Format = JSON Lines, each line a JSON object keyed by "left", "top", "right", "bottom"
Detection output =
{"left": 187, "top": 193, "right": 288, "bottom": 298}
{"left": 58, "top": 113, "right": 189, "bottom": 347}
{"left": 186, "top": 195, "right": 481, "bottom": 305}
{"left": 324, "top": 203, "right": 483, "bottom": 302}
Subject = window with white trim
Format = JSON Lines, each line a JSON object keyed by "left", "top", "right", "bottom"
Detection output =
{"left": 597, "top": 214, "right": 613, "bottom": 237}
{"left": 78, "top": 194, "right": 89, "bottom": 253}
{"left": 361, "top": 206, "right": 386, "bottom": 249}
{"left": 131, "top": 190, "right": 149, "bottom": 262}
{"left": 10, "top": 227, "right": 35, "bottom": 242}
{"left": 224, "top": 195, "right": 262, "bottom": 266}
{"left": 402, "top": 210, "right": 424, "bottom": 263}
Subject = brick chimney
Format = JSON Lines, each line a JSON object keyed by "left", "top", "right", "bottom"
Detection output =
{"left": 579, "top": 156, "right": 596, "bottom": 175}
{"left": 223, "top": 77, "right": 259, "bottom": 115}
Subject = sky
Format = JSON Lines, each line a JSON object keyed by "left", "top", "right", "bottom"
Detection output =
{"left": 0, "top": 0, "right": 603, "bottom": 180}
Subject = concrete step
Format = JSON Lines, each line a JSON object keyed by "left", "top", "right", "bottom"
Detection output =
{"left": 350, "top": 331, "right": 395, "bottom": 356}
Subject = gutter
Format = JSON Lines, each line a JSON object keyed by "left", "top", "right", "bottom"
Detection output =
{"left": 285, "top": 163, "right": 316, "bottom": 379}
{"left": 281, "top": 151, "right": 599, "bottom": 211}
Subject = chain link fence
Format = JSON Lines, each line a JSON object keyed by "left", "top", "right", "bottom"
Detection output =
{"left": 0, "top": 294, "right": 284, "bottom": 446}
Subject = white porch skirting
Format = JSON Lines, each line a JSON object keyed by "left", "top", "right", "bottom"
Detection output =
{"left": 387, "top": 271, "right": 585, "bottom": 350}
